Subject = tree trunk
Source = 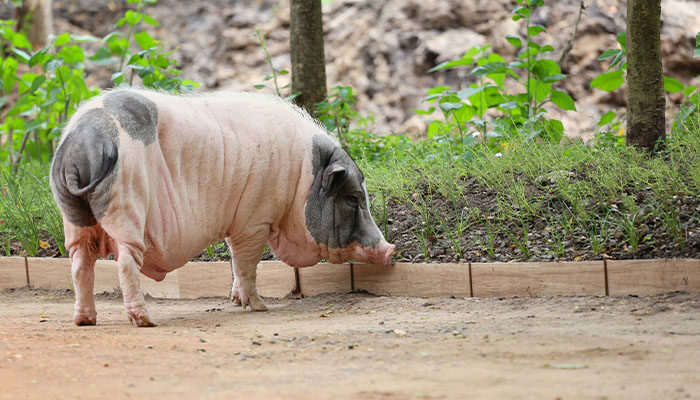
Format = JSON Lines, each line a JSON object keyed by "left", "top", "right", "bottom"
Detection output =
{"left": 626, "top": 0, "right": 665, "bottom": 151}
{"left": 290, "top": 0, "right": 327, "bottom": 113}
{"left": 17, "top": 0, "right": 53, "bottom": 49}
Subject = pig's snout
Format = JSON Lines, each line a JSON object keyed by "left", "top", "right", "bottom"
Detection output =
{"left": 367, "top": 240, "right": 395, "bottom": 267}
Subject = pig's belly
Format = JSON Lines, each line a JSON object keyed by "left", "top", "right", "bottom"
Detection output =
{"left": 140, "top": 235, "right": 216, "bottom": 282}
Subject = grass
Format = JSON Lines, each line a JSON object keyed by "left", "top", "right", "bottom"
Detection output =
{"left": 359, "top": 115, "right": 700, "bottom": 262}
{"left": 0, "top": 163, "right": 65, "bottom": 256}
{"left": 1, "top": 114, "right": 699, "bottom": 262}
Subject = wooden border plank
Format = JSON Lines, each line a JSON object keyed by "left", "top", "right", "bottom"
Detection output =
{"left": 178, "top": 261, "right": 231, "bottom": 298}
{"left": 607, "top": 259, "right": 700, "bottom": 295}
{"left": 353, "top": 263, "right": 471, "bottom": 297}
{"left": 0, "top": 257, "right": 28, "bottom": 289}
{"left": 6, "top": 257, "right": 699, "bottom": 299}
{"left": 27, "top": 257, "right": 179, "bottom": 298}
{"left": 298, "top": 263, "right": 351, "bottom": 296}
{"left": 471, "top": 261, "right": 605, "bottom": 297}
{"left": 257, "top": 261, "right": 296, "bottom": 298}
{"left": 26, "top": 257, "right": 72, "bottom": 290}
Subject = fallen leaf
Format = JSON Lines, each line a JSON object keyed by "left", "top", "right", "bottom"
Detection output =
{"left": 38, "top": 240, "right": 50, "bottom": 249}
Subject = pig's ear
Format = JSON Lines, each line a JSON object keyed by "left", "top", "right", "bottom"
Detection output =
{"left": 321, "top": 163, "right": 346, "bottom": 195}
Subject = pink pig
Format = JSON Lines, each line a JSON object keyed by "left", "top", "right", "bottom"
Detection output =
{"left": 50, "top": 89, "right": 395, "bottom": 327}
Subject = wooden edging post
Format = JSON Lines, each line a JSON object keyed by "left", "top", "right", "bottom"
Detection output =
{"left": 1, "top": 257, "right": 698, "bottom": 299}
{"left": 468, "top": 262, "right": 473, "bottom": 297}
{"left": 24, "top": 256, "right": 29, "bottom": 287}
{"left": 603, "top": 259, "right": 610, "bottom": 296}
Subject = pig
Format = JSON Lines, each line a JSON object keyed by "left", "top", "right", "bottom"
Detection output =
{"left": 50, "top": 89, "right": 395, "bottom": 327}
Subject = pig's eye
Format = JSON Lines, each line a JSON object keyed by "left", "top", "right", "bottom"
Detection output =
{"left": 343, "top": 195, "right": 359, "bottom": 208}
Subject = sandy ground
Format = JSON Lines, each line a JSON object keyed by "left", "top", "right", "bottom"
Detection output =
{"left": 1, "top": 288, "right": 699, "bottom": 400}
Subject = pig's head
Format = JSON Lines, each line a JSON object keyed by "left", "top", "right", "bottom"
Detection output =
{"left": 304, "top": 135, "right": 395, "bottom": 266}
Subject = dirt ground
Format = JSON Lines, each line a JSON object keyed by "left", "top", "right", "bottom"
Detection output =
{"left": 1, "top": 289, "right": 699, "bottom": 400}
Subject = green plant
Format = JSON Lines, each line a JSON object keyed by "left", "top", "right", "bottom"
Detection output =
{"left": 672, "top": 32, "right": 700, "bottom": 135}
{"left": 481, "top": 220, "right": 497, "bottom": 259}
{"left": 501, "top": 217, "right": 532, "bottom": 260}
{"left": 0, "top": 0, "right": 196, "bottom": 172}
{"left": 591, "top": 30, "right": 698, "bottom": 146}
{"left": 314, "top": 85, "right": 376, "bottom": 151}
{"left": 416, "top": 0, "right": 577, "bottom": 154}
{"left": 587, "top": 208, "right": 613, "bottom": 255}
{"left": 1, "top": 20, "right": 99, "bottom": 169}
{"left": 253, "top": 29, "right": 298, "bottom": 101}
{"left": 592, "top": 31, "right": 687, "bottom": 95}
{"left": 205, "top": 241, "right": 230, "bottom": 259}
{"left": 0, "top": 162, "right": 65, "bottom": 256}
{"left": 438, "top": 210, "right": 468, "bottom": 260}
{"left": 548, "top": 227, "right": 566, "bottom": 258}
{"left": 90, "top": 0, "right": 198, "bottom": 91}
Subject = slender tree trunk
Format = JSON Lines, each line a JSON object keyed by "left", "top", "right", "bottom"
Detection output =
{"left": 17, "top": 0, "right": 53, "bottom": 49}
{"left": 290, "top": 0, "right": 327, "bottom": 113}
{"left": 626, "top": 0, "right": 665, "bottom": 151}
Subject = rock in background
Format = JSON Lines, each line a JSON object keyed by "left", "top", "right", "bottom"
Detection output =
{"left": 12, "top": 0, "right": 700, "bottom": 138}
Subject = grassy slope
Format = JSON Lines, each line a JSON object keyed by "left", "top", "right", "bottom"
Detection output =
{"left": 1, "top": 119, "right": 699, "bottom": 262}
{"left": 360, "top": 119, "right": 700, "bottom": 262}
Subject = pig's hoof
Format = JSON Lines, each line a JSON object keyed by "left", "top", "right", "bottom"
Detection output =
{"left": 249, "top": 298, "right": 268, "bottom": 312}
{"left": 74, "top": 313, "right": 97, "bottom": 326}
{"left": 229, "top": 291, "right": 242, "bottom": 306}
{"left": 240, "top": 294, "right": 268, "bottom": 312}
{"left": 127, "top": 311, "right": 156, "bottom": 327}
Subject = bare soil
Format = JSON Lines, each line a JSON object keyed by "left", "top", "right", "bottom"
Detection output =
{"left": 1, "top": 288, "right": 699, "bottom": 399}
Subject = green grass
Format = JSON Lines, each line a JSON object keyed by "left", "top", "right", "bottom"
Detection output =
{"left": 359, "top": 115, "right": 700, "bottom": 261}
{"left": 1, "top": 115, "right": 698, "bottom": 262}
{"left": 0, "top": 162, "right": 65, "bottom": 256}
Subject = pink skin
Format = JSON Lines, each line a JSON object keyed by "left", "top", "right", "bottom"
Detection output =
{"left": 320, "top": 240, "right": 396, "bottom": 267}
{"left": 57, "top": 90, "right": 394, "bottom": 327}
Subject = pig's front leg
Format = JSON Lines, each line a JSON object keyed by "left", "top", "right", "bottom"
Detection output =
{"left": 226, "top": 227, "right": 269, "bottom": 312}
{"left": 70, "top": 245, "right": 98, "bottom": 326}
{"left": 228, "top": 257, "right": 241, "bottom": 305}
{"left": 116, "top": 244, "right": 156, "bottom": 327}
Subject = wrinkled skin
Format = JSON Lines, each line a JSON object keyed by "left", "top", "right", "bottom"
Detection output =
{"left": 50, "top": 89, "right": 394, "bottom": 327}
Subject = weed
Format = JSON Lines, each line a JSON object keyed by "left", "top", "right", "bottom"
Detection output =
{"left": 548, "top": 228, "right": 566, "bottom": 258}
{"left": 253, "top": 29, "right": 298, "bottom": 101}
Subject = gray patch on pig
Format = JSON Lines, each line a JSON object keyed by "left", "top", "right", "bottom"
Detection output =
{"left": 305, "top": 134, "right": 382, "bottom": 249}
{"left": 103, "top": 90, "right": 158, "bottom": 144}
{"left": 50, "top": 108, "right": 119, "bottom": 227}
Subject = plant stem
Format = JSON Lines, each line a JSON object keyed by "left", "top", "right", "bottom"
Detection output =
{"left": 558, "top": 0, "right": 586, "bottom": 68}
{"left": 12, "top": 129, "right": 32, "bottom": 173}
{"left": 8, "top": 126, "right": 14, "bottom": 171}
{"left": 118, "top": 23, "right": 135, "bottom": 74}
{"left": 525, "top": 5, "right": 533, "bottom": 120}
{"left": 452, "top": 111, "right": 466, "bottom": 152}
{"left": 56, "top": 63, "right": 70, "bottom": 123}
{"left": 255, "top": 30, "right": 281, "bottom": 97}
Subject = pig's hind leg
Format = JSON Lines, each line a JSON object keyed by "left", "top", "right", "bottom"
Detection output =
{"left": 70, "top": 244, "right": 99, "bottom": 326}
{"left": 115, "top": 244, "right": 156, "bottom": 327}
{"left": 226, "top": 228, "right": 269, "bottom": 312}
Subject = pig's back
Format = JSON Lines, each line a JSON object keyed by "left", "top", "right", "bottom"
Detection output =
{"left": 118, "top": 91, "right": 318, "bottom": 270}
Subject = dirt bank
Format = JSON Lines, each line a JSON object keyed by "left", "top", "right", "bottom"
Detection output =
{"left": 1, "top": 288, "right": 699, "bottom": 399}
{"left": 13, "top": 0, "right": 695, "bottom": 138}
